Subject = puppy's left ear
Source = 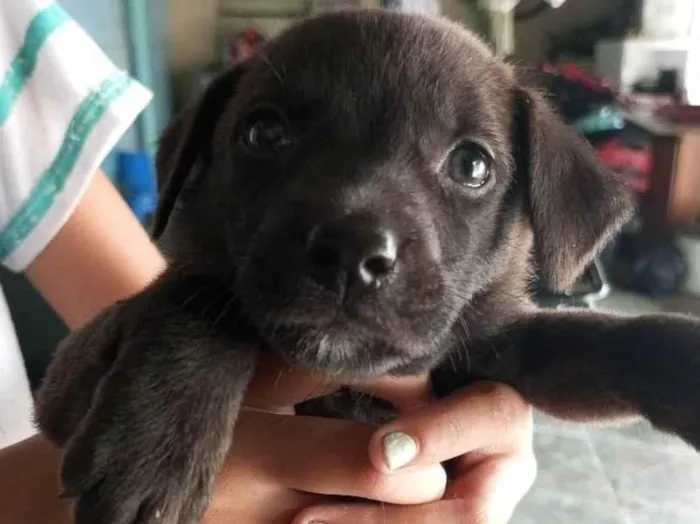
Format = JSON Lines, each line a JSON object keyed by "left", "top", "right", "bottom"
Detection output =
{"left": 514, "top": 87, "right": 634, "bottom": 292}
{"left": 152, "top": 65, "right": 248, "bottom": 240}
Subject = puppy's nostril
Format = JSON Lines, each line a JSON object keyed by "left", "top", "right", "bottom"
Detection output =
{"left": 358, "top": 229, "right": 398, "bottom": 285}
{"left": 359, "top": 253, "right": 396, "bottom": 286}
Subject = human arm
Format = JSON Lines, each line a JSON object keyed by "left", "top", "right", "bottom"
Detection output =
{"left": 0, "top": 0, "right": 159, "bottom": 324}
{"left": 25, "top": 169, "right": 165, "bottom": 329}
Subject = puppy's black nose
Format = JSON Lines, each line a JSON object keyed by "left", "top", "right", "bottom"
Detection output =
{"left": 307, "top": 216, "right": 398, "bottom": 292}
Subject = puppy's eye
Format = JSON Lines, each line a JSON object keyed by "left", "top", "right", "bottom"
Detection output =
{"left": 449, "top": 143, "right": 491, "bottom": 189}
{"left": 239, "top": 108, "right": 293, "bottom": 156}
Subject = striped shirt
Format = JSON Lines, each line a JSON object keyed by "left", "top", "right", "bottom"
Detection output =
{"left": 0, "top": 0, "right": 151, "bottom": 448}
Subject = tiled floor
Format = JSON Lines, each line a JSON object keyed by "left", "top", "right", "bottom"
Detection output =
{"left": 512, "top": 413, "right": 700, "bottom": 524}
{"left": 511, "top": 290, "right": 700, "bottom": 524}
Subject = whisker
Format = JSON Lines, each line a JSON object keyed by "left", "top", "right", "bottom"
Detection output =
{"left": 254, "top": 48, "right": 284, "bottom": 85}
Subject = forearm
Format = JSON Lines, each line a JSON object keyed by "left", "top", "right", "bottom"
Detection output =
{"left": 25, "top": 171, "right": 166, "bottom": 329}
{"left": 0, "top": 436, "right": 71, "bottom": 524}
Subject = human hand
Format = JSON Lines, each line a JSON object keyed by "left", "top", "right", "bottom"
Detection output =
{"left": 202, "top": 355, "right": 446, "bottom": 524}
{"left": 202, "top": 353, "right": 535, "bottom": 524}
{"left": 293, "top": 381, "right": 536, "bottom": 524}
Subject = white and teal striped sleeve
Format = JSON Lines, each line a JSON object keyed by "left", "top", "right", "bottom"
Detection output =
{"left": 0, "top": 0, "right": 152, "bottom": 271}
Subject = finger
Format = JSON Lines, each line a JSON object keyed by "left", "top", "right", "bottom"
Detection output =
{"left": 225, "top": 410, "right": 447, "bottom": 505}
{"left": 293, "top": 452, "right": 537, "bottom": 524}
{"left": 446, "top": 451, "right": 537, "bottom": 523}
{"left": 368, "top": 381, "right": 533, "bottom": 472}
{"left": 245, "top": 354, "right": 340, "bottom": 409}
{"left": 293, "top": 500, "right": 481, "bottom": 524}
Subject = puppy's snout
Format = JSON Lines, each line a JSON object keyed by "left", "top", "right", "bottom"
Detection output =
{"left": 307, "top": 215, "right": 398, "bottom": 293}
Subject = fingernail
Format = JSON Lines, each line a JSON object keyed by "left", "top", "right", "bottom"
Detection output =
{"left": 382, "top": 431, "right": 418, "bottom": 470}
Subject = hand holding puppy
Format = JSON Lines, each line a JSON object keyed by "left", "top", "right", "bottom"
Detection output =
{"left": 203, "top": 357, "right": 535, "bottom": 524}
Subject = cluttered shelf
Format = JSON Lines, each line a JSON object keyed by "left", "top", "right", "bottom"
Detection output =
{"left": 619, "top": 107, "right": 700, "bottom": 237}
{"left": 536, "top": 62, "right": 700, "bottom": 233}
{"left": 528, "top": 62, "right": 700, "bottom": 297}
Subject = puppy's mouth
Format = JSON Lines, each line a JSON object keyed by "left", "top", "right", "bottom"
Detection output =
{"left": 246, "top": 291, "right": 458, "bottom": 380}
{"left": 258, "top": 317, "right": 436, "bottom": 380}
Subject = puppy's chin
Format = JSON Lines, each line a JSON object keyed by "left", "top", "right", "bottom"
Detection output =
{"left": 260, "top": 321, "right": 442, "bottom": 380}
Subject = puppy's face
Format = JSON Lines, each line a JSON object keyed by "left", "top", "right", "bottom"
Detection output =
{"left": 156, "top": 11, "right": 632, "bottom": 379}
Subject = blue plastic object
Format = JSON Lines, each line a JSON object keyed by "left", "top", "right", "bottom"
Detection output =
{"left": 116, "top": 150, "right": 158, "bottom": 223}
{"left": 573, "top": 105, "right": 626, "bottom": 135}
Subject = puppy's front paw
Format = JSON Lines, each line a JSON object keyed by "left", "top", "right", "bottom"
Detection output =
{"left": 36, "top": 273, "right": 256, "bottom": 523}
{"left": 624, "top": 315, "right": 700, "bottom": 451}
{"left": 61, "top": 415, "right": 215, "bottom": 524}
{"left": 57, "top": 360, "right": 233, "bottom": 524}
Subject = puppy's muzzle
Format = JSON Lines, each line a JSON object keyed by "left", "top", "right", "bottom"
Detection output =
{"left": 306, "top": 213, "right": 398, "bottom": 298}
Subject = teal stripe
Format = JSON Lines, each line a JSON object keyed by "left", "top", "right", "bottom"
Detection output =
{"left": 0, "top": 3, "right": 71, "bottom": 125}
{"left": 0, "top": 72, "right": 135, "bottom": 261}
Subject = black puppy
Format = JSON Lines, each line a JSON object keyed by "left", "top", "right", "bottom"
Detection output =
{"left": 36, "top": 9, "right": 700, "bottom": 524}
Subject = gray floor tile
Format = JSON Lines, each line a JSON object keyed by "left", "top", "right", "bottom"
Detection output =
{"left": 534, "top": 410, "right": 590, "bottom": 439}
{"left": 587, "top": 419, "right": 694, "bottom": 454}
{"left": 593, "top": 438, "right": 700, "bottom": 516}
{"left": 512, "top": 489, "right": 628, "bottom": 524}
{"left": 623, "top": 503, "right": 700, "bottom": 524}
{"left": 531, "top": 431, "right": 619, "bottom": 506}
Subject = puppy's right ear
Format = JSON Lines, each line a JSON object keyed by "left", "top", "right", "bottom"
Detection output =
{"left": 513, "top": 87, "right": 633, "bottom": 292}
{"left": 152, "top": 66, "right": 248, "bottom": 240}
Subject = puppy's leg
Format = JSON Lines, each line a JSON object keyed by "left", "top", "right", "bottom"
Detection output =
{"left": 35, "top": 271, "right": 258, "bottom": 524}
{"left": 35, "top": 305, "right": 126, "bottom": 447}
{"left": 436, "top": 310, "right": 700, "bottom": 450}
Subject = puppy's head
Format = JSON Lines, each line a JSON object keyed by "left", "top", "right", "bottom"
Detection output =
{"left": 155, "top": 10, "right": 632, "bottom": 379}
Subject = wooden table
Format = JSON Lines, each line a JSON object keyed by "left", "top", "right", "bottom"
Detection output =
{"left": 623, "top": 110, "right": 700, "bottom": 237}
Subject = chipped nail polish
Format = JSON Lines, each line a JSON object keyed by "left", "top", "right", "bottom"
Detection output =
{"left": 382, "top": 431, "right": 418, "bottom": 470}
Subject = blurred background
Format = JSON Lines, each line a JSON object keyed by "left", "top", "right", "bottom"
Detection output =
{"left": 2, "top": 1, "right": 700, "bottom": 522}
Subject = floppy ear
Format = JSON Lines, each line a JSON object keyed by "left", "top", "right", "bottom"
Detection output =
{"left": 514, "top": 88, "right": 634, "bottom": 292}
{"left": 152, "top": 66, "right": 248, "bottom": 240}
